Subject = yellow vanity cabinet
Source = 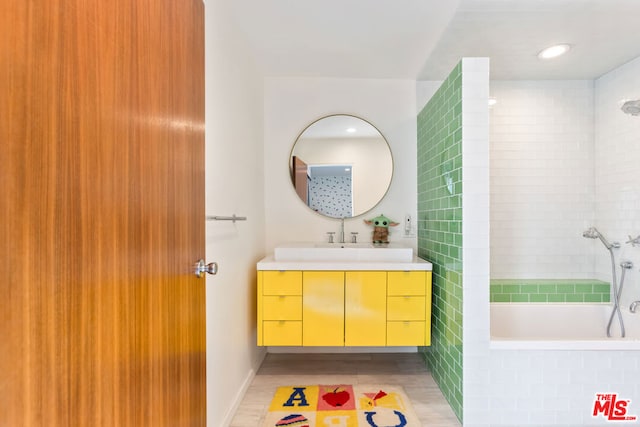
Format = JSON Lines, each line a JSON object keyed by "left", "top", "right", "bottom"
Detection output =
{"left": 257, "top": 271, "right": 303, "bottom": 346}
{"left": 344, "top": 271, "right": 387, "bottom": 346}
{"left": 386, "top": 271, "right": 432, "bottom": 346}
{"left": 257, "top": 268, "right": 432, "bottom": 347}
{"left": 302, "top": 271, "right": 344, "bottom": 346}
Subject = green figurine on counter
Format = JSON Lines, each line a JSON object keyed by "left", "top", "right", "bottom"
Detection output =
{"left": 364, "top": 214, "right": 399, "bottom": 244}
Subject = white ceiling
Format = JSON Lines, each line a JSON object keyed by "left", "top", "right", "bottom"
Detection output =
{"left": 228, "top": 0, "right": 460, "bottom": 79}
{"left": 228, "top": 0, "right": 640, "bottom": 80}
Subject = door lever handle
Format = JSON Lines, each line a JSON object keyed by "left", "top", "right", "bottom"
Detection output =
{"left": 194, "top": 259, "right": 218, "bottom": 278}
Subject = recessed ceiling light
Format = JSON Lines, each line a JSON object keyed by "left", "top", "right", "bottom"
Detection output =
{"left": 537, "top": 44, "right": 571, "bottom": 60}
{"left": 346, "top": 127, "right": 356, "bottom": 133}
{"left": 621, "top": 100, "right": 640, "bottom": 116}
{"left": 488, "top": 97, "right": 497, "bottom": 106}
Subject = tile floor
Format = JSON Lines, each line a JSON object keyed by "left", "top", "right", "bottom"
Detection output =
{"left": 230, "top": 352, "right": 461, "bottom": 426}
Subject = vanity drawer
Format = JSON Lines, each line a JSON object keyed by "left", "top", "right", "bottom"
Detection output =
{"left": 263, "top": 296, "right": 302, "bottom": 320}
{"left": 262, "top": 271, "right": 302, "bottom": 295}
{"left": 387, "top": 271, "right": 426, "bottom": 296}
{"left": 387, "top": 296, "right": 426, "bottom": 321}
{"left": 387, "top": 321, "right": 425, "bottom": 346}
{"left": 263, "top": 321, "right": 302, "bottom": 346}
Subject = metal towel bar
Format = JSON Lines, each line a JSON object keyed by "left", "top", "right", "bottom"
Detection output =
{"left": 206, "top": 214, "right": 247, "bottom": 223}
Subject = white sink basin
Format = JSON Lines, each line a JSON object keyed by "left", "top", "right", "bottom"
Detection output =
{"left": 274, "top": 242, "right": 413, "bottom": 262}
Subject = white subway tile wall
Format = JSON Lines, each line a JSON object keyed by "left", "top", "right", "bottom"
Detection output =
{"left": 458, "top": 58, "right": 493, "bottom": 426}
{"left": 466, "top": 350, "right": 640, "bottom": 426}
{"left": 595, "top": 55, "right": 640, "bottom": 308}
{"left": 489, "top": 80, "right": 596, "bottom": 279}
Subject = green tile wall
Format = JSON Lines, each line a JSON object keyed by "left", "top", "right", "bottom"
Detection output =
{"left": 417, "top": 62, "right": 463, "bottom": 422}
{"left": 490, "top": 279, "right": 610, "bottom": 303}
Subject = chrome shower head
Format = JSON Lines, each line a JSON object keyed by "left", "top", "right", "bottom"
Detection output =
{"left": 583, "top": 227, "right": 614, "bottom": 250}
{"left": 583, "top": 227, "right": 600, "bottom": 239}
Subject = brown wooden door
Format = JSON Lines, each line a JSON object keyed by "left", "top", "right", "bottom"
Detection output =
{"left": 292, "top": 156, "right": 309, "bottom": 204}
{"left": 0, "top": 1, "right": 206, "bottom": 426}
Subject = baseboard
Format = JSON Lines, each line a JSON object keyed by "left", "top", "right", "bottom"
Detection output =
{"left": 221, "top": 347, "right": 268, "bottom": 427}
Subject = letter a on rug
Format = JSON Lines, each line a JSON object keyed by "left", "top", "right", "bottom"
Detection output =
{"left": 262, "top": 384, "right": 421, "bottom": 426}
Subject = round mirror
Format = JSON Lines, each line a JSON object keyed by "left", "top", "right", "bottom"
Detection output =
{"left": 290, "top": 114, "right": 393, "bottom": 219}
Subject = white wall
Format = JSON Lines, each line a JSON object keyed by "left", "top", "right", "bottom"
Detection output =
{"left": 595, "top": 55, "right": 640, "bottom": 308}
{"left": 264, "top": 78, "right": 418, "bottom": 251}
{"left": 489, "top": 80, "right": 596, "bottom": 279}
{"left": 416, "top": 81, "right": 442, "bottom": 113}
{"left": 205, "top": 1, "right": 266, "bottom": 425}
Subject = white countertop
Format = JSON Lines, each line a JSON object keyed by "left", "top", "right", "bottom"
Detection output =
{"left": 257, "top": 255, "right": 432, "bottom": 271}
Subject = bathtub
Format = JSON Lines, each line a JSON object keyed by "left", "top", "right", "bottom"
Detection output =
{"left": 490, "top": 303, "right": 640, "bottom": 350}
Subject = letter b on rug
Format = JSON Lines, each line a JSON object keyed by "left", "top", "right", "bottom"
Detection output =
{"left": 320, "top": 415, "right": 349, "bottom": 426}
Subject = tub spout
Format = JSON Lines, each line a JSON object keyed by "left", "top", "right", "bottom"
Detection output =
{"left": 630, "top": 301, "right": 640, "bottom": 313}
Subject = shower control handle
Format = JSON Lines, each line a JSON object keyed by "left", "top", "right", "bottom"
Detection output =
{"left": 626, "top": 235, "right": 640, "bottom": 247}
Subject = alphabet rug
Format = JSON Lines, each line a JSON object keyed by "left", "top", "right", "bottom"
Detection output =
{"left": 262, "top": 384, "right": 421, "bottom": 427}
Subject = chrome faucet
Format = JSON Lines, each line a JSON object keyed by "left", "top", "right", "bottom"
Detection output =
{"left": 339, "top": 218, "right": 345, "bottom": 244}
{"left": 630, "top": 301, "right": 640, "bottom": 313}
